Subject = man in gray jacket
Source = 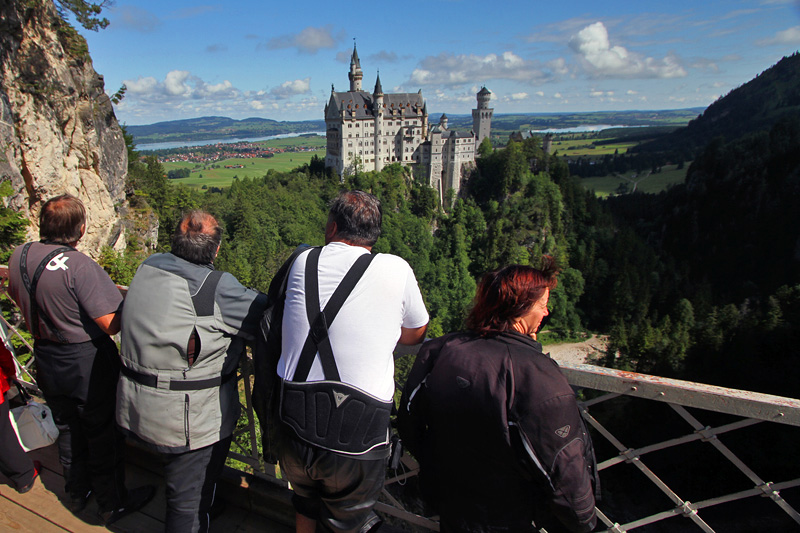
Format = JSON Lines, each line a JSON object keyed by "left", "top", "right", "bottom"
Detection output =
{"left": 117, "top": 211, "right": 267, "bottom": 533}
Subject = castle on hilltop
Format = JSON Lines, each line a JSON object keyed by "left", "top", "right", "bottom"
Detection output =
{"left": 324, "top": 45, "right": 493, "bottom": 201}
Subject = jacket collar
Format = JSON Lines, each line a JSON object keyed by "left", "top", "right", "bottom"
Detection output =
{"left": 492, "top": 330, "right": 545, "bottom": 353}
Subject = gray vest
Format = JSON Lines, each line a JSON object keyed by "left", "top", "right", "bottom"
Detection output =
{"left": 117, "top": 254, "right": 243, "bottom": 452}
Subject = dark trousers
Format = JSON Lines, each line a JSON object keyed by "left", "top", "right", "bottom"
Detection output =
{"left": 0, "top": 400, "right": 36, "bottom": 490}
{"left": 163, "top": 435, "right": 232, "bottom": 533}
{"left": 34, "top": 337, "right": 127, "bottom": 511}
{"left": 279, "top": 434, "right": 385, "bottom": 533}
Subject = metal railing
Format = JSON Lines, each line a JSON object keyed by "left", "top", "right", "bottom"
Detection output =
{"left": 3, "top": 265, "right": 799, "bottom": 531}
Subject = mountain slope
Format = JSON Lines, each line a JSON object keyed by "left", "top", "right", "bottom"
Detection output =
{"left": 634, "top": 52, "right": 800, "bottom": 153}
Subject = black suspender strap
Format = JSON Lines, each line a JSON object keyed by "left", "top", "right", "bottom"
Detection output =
{"left": 19, "top": 243, "right": 73, "bottom": 343}
{"left": 292, "top": 247, "right": 376, "bottom": 382}
{"left": 191, "top": 270, "right": 224, "bottom": 316}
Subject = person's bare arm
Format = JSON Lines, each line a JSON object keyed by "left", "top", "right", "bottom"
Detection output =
{"left": 94, "top": 311, "right": 121, "bottom": 336}
{"left": 398, "top": 324, "right": 428, "bottom": 345}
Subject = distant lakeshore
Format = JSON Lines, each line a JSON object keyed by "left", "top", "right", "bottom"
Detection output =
{"left": 137, "top": 131, "right": 326, "bottom": 152}
{"left": 137, "top": 125, "right": 641, "bottom": 152}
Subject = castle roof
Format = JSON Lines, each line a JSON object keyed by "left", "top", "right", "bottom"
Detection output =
{"left": 428, "top": 124, "right": 473, "bottom": 139}
{"left": 326, "top": 90, "right": 425, "bottom": 121}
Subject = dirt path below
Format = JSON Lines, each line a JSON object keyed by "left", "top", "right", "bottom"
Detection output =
{"left": 544, "top": 335, "right": 608, "bottom": 365}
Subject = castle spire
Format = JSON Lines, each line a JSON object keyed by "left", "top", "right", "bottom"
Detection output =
{"left": 373, "top": 71, "right": 383, "bottom": 96}
{"left": 348, "top": 41, "right": 363, "bottom": 91}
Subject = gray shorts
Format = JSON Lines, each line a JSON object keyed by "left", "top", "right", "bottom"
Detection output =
{"left": 279, "top": 434, "right": 385, "bottom": 533}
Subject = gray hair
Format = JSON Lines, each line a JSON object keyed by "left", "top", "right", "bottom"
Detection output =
{"left": 329, "top": 190, "right": 382, "bottom": 246}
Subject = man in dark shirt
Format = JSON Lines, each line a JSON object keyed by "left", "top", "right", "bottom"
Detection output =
{"left": 8, "top": 194, "right": 153, "bottom": 524}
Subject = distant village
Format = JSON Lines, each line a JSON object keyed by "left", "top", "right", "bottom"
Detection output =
{"left": 154, "top": 140, "right": 319, "bottom": 166}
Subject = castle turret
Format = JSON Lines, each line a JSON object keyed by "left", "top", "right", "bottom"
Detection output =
{"left": 373, "top": 73, "right": 383, "bottom": 103}
{"left": 348, "top": 43, "right": 363, "bottom": 92}
{"left": 472, "top": 86, "right": 493, "bottom": 146}
{"left": 373, "top": 73, "right": 384, "bottom": 171}
{"left": 440, "top": 113, "right": 448, "bottom": 130}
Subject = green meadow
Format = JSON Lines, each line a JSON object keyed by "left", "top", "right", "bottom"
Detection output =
{"left": 578, "top": 163, "right": 688, "bottom": 197}
{"left": 549, "top": 137, "right": 638, "bottom": 156}
{"left": 160, "top": 136, "right": 325, "bottom": 188}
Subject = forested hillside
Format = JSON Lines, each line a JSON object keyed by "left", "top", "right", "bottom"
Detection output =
{"left": 634, "top": 52, "right": 800, "bottom": 156}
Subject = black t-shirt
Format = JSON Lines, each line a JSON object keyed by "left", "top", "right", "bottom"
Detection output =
{"left": 8, "top": 242, "right": 123, "bottom": 343}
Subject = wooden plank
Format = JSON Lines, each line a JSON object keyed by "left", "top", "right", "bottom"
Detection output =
{"left": 3, "top": 467, "right": 109, "bottom": 532}
{"left": 0, "top": 494, "right": 67, "bottom": 532}
{"left": 2, "top": 440, "right": 298, "bottom": 532}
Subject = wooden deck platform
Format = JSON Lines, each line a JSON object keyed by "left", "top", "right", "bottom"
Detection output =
{"left": 0, "top": 443, "right": 296, "bottom": 532}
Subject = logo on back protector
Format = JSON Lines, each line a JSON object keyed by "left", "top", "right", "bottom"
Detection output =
{"left": 333, "top": 391, "right": 349, "bottom": 408}
{"left": 555, "top": 425, "right": 571, "bottom": 438}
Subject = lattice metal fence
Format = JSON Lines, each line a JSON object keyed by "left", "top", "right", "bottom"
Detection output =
{"left": 3, "top": 265, "right": 799, "bottom": 531}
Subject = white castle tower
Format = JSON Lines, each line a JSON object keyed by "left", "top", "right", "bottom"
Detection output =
{"left": 472, "top": 86, "right": 493, "bottom": 147}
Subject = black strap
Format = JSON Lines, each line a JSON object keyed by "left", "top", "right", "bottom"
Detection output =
{"left": 292, "top": 247, "right": 376, "bottom": 382}
{"left": 268, "top": 245, "right": 313, "bottom": 302}
{"left": 19, "top": 243, "right": 73, "bottom": 343}
{"left": 121, "top": 365, "right": 237, "bottom": 391}
{"left": 191, "top": 270, "right": 224, "bottom": 316}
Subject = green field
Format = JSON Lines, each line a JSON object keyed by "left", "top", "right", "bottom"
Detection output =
{"left": 578, "top": 164, "right": 688, "bottom": 197}
{"left": 550, "top": 138, "right": 638, "bottom": 156}
{"left": 164, "top": 150, "right": 325, "bottom": 188}
{"left": 160, "top": 136, "right": 326, "bottom": 188}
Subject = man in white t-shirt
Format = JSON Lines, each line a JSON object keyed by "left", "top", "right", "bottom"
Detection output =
{"left": 277, "top": 190, "right": 429, "bottom": 533}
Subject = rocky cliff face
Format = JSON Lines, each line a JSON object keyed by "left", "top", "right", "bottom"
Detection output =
{"left": 0, "top": 0, "right": 128, "bottom": 258}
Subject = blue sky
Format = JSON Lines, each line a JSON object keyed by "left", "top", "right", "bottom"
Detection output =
{"left": 77, "top": 0, "right": 800, "bottom": 126}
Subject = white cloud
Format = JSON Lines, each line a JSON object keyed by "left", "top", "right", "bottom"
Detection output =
{"left": 548, "top": 57, "right": 570, "bottom": 76}
{"left": 569, "top": 22, "right": 687, "bottom": 79}
{"left": 125, "top": 76, "right": 159, "bottom": 94}
{"left": 267, "top": 26, "right": 342, "bottom": 54}
{"left": 408, "top": 51, "right": 558, "bottom": 87}
{"left": 509, "top": 93, "right": 528, "bottom": 101}
{"left": 164, "top": 71, "right": 191, "bottom": 96}
{"left": 757, "top": 26, "right": 800, "bottom": 46}
{"left": 269, "top": 78, "right": 312, "bottom": 98}
{"left": 535, "top": 91, "right": 545, "bottom": 97}
{"left": 124, "top": 71, "right": 242, "bottom": 102}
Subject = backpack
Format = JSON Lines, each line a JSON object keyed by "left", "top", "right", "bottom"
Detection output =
{"left": 252, "top": 244, "right": 311, "bottom": 464}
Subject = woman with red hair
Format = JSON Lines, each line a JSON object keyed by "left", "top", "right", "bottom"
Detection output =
{"left": 399, "top": 258, "right": 598, "bottom": 532}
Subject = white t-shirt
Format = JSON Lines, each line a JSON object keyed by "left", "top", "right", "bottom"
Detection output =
{"left": 278, "top": 242, "right": 429, "bottom": 401}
